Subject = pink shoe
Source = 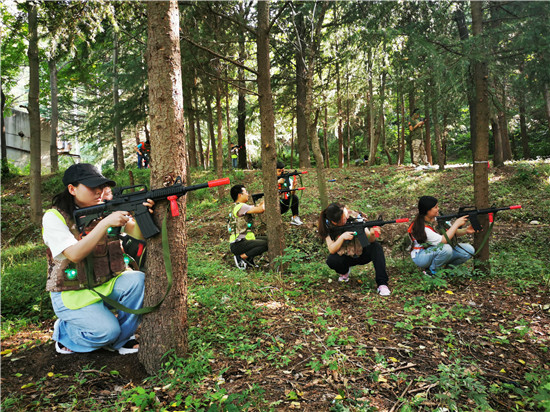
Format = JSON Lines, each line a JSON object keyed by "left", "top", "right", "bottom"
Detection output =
{"left": 338, "top": 268, "right": 351, "bottom": 282}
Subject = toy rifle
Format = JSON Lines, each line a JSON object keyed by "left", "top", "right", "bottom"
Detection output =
{"left": 252, "top": 187, "right": 305, "bottom": 204}
{"left": 330, "top": 216, "right": 410, "bottom": 247}
{"left": 435, "top": 205, "right": 522, "bottom": 231}
{"left": 74, "top": 176, "right": 231, "bottom": 239}
{"left": 278, "top": 170, "right": 308, "bottom": 180}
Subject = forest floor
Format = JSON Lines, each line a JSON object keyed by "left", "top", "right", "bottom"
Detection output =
{"left": 2, "top": 163, "right": 549, "bottom": 411}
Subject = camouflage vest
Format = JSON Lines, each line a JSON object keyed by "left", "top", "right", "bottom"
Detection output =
{"left": 330, "top": 209, "right": 365, "bottom": 257}
{"left": 45, "top": 208, "right": 127, "bottom": 292}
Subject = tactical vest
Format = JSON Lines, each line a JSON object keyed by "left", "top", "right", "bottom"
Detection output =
{"left": 329, "top": 210, "right": 365, "bottom": 257}
{"left": 407, "top": 222, "right": 440, "bottom": 251}
{"left": 45, "top": 208, "right": 127, "bottom": 292}
{"left": 228, "top": 203, "right": 256, "bottom": 243}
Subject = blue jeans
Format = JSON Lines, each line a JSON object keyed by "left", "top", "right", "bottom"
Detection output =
{"left": 137, "top": 154, "right": 144, "bottom": 169}
{"left": 412, "top": 243, "right": 474, "bottom": 273}
{"left": 51, "top": 271, "right": 145, "bottom": 353}
{"left": 232, "top": 157, "right": 238, "bottom": 168}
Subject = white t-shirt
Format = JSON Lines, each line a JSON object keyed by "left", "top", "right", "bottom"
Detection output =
{"left": 410, "top": 226, "right": 443, "bottom": 258}
{"left": 42, "top": 211, "right": 78, "bottom": 261}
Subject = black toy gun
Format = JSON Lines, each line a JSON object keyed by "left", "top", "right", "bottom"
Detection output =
{"left": 278, "top": 170, "right": 308, "bottom": 180}
{"left": 74, "top": 176, "right": 230, "bottom": 239}
{"left": 436, "top": 205, "right": 522, "bottom": 231}
{"left": 331, "top": 216, "right": 409, "bottom": 247}
{"left": 252, "top": 187, "right": 305, "bottom": 204}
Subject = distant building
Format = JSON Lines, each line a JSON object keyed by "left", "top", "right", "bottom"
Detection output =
{"left": 4, "top": 108, "right": 79, "bottom": 168}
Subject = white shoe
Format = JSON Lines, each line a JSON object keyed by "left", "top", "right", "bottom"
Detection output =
{"left": 233, "top": 255, "right": 247, "bottom": 270}
{"left": 338, "top": 268, "right": 351, "bottom": 282}
{"left": 290, "top": 216, "right": 304, "bottom": 226}
{"left": 377, "top": 285, "right": 391, "bottom": 296}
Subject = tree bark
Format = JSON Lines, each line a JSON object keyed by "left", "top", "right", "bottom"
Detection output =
{"left": 471, "top": 1, "right": 490, "bottom": 268}
{"left": 491, "top": 116, "right": 504, "bottom": 167}
{"left": 336, "top": 60, "right": 343, "bottom": 167}
{"left": 1, "top": 87, "right": 8, "bottom": 176}
{"left": 519, "top": 95, "right": 530, "bottom": 159}
{"left": 195, "top": 94, "right": 205, "bottom": 168}
{"left": 206, "top": 94, "right": 217, "bottom": 171}
{"left": 543, "top": 83, "right": 550, "bottom": 130}
{"left": 257, "top": 0, "right": 285, "bottom": 265}
{"left": 323, "top": 98, "right": 329, "bottom": 168}
{"left": 424, "top": 95, "right": 432, "bottom": 165}
{"left": 183, "top": 75, "right": 198, "bottom": 169}
{"left": 236, "top": 14, "right": 248, "bottom": 169}
{"left": 431, "top": 97, "right": 445, "bottom": 170}
{"left": 215, "top": 77, "right": 224, "bottom": 197}
{"left": 48, "top": 58, "right": 59, "bottom": 172}
{"left": 142, "top": 0, "right": 188, "bottom": 374}
{"left": 113, "top": 30, "right": 125, "bottom": 170}
{"left": 295, "top": 11, "right": 311, "bottom": 168}
{"left": 28, "top": 3, "right": 42, "bottom": 225}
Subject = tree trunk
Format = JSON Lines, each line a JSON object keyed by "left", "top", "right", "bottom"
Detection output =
{"left": 237, "top": 30, "right": 247, "bottom": 169}
{"left": 491, "top": 116, "right": 504, "bottom": 167}
{"left": 28, "top": 4, "right": 42, "bottom": 225}
{"left": 48, "top": 58, "right": 59, "bottom": 173}
{"left": 431, "top": 98, "right": 445, "bottom": 170}
{"left": 142, "top": 0, "right": 188, "bottom": 374}
{"left": 206, "top": 94, "right": 217, "bottom": 171}
{"left": 543, "top": 83, "right": 550, "bottom": 130}
{"left": 424, "top": 95, "right": 432, "bottom": 165}
{"left": 519, "top": 95, "right": 530, "bottom": 159}
{"left": 183, "top": 76, "right": 198, "bottom": 169}
{"left": 471, "top": 1, "right": 490, "bottom": 268}
{"left": 195, "top": 94, "right": 205, "bottom": 168}
{"left": 215, "top": 78, "right": 224, "bottom": 197}
{"left": 225, "top": 69, "right": 232, "bottom": 169}
{"left": 323, "top": 99, "right": 329, "bottom": 168}
{"left": 1, "top": 87, "right": 8, "bottom": 176}
{"left": 336, "top": 60, "right": 343, "bottom": 167}
{"left": 295, "top": 12, "right": 311, "bottom": 169}
{"left": 257, "top": 0, "right": 285, "bottom": 265}
{"left": 399, "top": 91, "right": 406, "bottom": 165}
{"left": 310, "top": 107, "right": 328, "bottom": 209}
{"left": 113, "top": 30, "right": 125, "bottom": 170}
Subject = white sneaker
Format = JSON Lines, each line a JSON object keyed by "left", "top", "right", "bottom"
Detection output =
{"left": 377, "top": 285, "right": 391, "bottom": 296}
{"left": 233, "top": 255, "right": 247, "bottom": 270}
{"left": 338, "top": 268, "right": 351, "bottom": 282}
{"left": 290, "top": 216, "right": 304, "bottom": 226}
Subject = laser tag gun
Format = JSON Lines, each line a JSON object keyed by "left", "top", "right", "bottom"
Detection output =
{"left": 74, "top": 176, "right": 231, "bottom": 239}
{"left": 330, "top": 215, "right": 410, "bottom": 247}
{"left": 278, "top": 169, "right": 308, "bottom": 180}
{"left": 251, "top": 187, "right": 305, "bottom": 204}
{"left": 435, "top": 205, "right": 522, "bottom": 231}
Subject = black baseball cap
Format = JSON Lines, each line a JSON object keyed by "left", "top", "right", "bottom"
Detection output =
{"left": 62, "top": 163, "right": 116, "bottom": 188}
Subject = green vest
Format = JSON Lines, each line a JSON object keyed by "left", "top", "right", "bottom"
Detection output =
{"left": 228, "top": 203, "right": 256, "bottom": 242}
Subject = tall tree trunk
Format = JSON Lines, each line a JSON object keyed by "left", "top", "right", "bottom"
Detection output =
{"left": 491, "top": 116, "right": 504, "bottom": 167}
{"left": 1, "top": 87, "right": 8, "bottom": 176}
{"left": 183, "top": 76, "right": 198, "bottom": 169}
{"left": 399, "top": 91, "right": 406, "bottom": 165}
{"left": 113, "top": 30, "right": 125, "bottom": 170}
{"left": 543, "top": 83, "right": 550, "bottom": 130}
{"left": 323, "top": 98, "right": 329, "bottom": 168}
{"left": 236, "top": 27, "right": 247, "bottom": 169}
{"left": 424, "top": 94, "right": 432, "bottom": 165}
{"left": 215, "top": 78, "right": 224, "bottom": 197}
{"left": 28, "top": 3, "right": 42, "bottom": 225}
{"left": 225, "top": 68, "right": 232, "bottom": 169}
{"left": 295, "top": 12, "right": 311, "bottom": 169}
{"left": 206, "top": 94, "right": 217, "bottom": 171}
{"left": 143, "top": 0, "right": 188, "bottom": 374}
{"left": 471, "top": 1, "right": 490, "bottom": 268}
{"left": 336, "top": 60, "right": 343, "bottom": 167}
{"left": 431, "top": 96, "right": 445, "bottom": 170}
{"left": 454, "top": 5, "right": 477, "bottom": 153}
{"left": 377, "top": 71, "right": 391, "bottom": 165}
{"left": 519, "top": 95, "right": 530, "bottom": 159}
{"left": 257, "top": 0, "right": 285, "bottom": 264}
{"left": 48, "top": 58, "right": 59, "bottom": 172}
{"left": 310, "top": 108, "right": 328, "bottom": 209}
{"left": 195, "top": 94, "right": 205, "bottom": 168}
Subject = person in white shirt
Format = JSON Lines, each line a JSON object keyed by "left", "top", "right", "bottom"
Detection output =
{"left": 408, "top": 196, "right": 475, "bottom": 276}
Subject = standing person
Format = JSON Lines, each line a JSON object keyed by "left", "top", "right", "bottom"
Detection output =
{"left": 318, "top": 203, "right": 391, "bottom": 296}
{"left": 408, "top": 196, "right": 475, "bottom": 276}
{"left": 42, "top": 163, "right": 154, "bottom": 354}
{"left": 277, "top": 161, "right": 303, "bottom": 226}
{"left": 136, "top": 141, "right": 145, "bottom": 169}
{"left": 228, "top": 184, "right": 268, "bottom": 269}
{"left": 408, "top": 109, "right": 427, "bottom": 166}
{"left": 231, "top": 144, "right": 239, "bottom": 169}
